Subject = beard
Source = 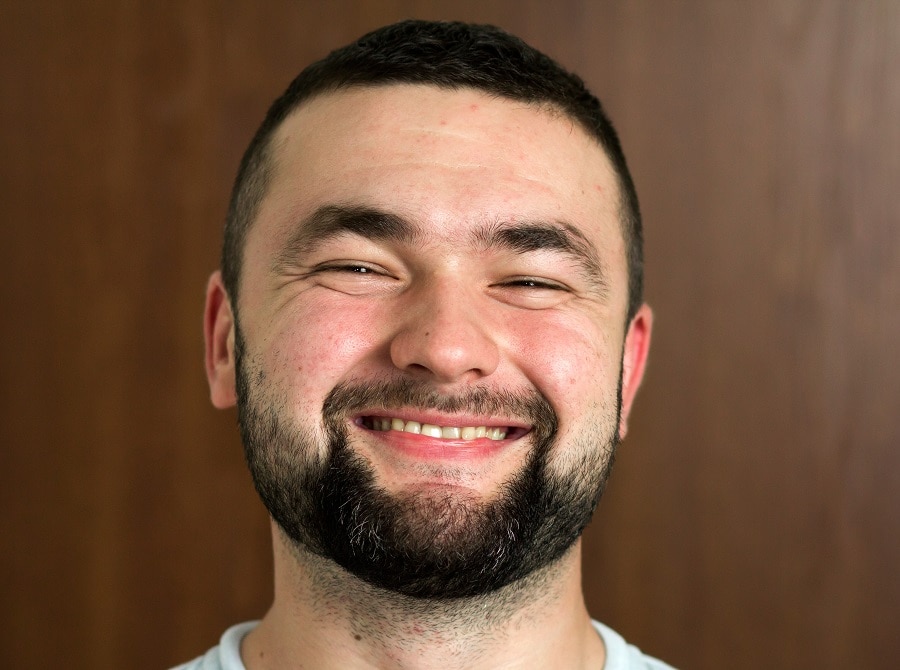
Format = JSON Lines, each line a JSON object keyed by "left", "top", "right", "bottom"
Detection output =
{"left": 235, "top": 331, "right": 621, "bottom": 600}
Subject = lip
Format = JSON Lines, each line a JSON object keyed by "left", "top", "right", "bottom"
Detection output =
{"left": 351, "top": 409, "right": 532, "bottom": 461}
{"left": 352, "top": 408, "right": 531, "bottom": 431}
{"left": 359, "top": 427, "right": 515, "bottom": 460}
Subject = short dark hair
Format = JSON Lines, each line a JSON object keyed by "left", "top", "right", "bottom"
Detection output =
{"left": 223, "top": 19, "right": 643, "bottom": 321}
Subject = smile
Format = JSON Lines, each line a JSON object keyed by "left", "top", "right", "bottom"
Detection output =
{"left": 361, "top": 416, "right": 521, "bottom": 441}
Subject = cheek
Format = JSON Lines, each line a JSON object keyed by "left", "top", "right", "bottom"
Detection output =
{"left": 505, "top": 313, "right": 622, "bottom": 411}
{"left": 261, "top": 296, "right": 386, "bottom": 406}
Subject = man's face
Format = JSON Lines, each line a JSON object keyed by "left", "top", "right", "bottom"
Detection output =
{"left": 205, "top": 85, "right": 651, "bottom": 598}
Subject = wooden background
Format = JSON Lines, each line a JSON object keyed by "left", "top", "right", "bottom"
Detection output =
{"left": 1, "top": 2, "right": 898, "bottom": 668}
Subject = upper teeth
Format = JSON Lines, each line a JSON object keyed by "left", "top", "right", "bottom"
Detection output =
{"left": 365, "top": 417, "right": 508, "bottom": 441}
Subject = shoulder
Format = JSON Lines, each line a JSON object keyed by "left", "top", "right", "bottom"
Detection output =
{"left": 170, "top": 621, "right": 259, "bottom": 670}
{"left": 592, "top": 620, "right": 676, "bottom": 670}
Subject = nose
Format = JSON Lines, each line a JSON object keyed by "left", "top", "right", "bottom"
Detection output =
{"left": 389, "top": 279, "right": 500, "bottom": 383}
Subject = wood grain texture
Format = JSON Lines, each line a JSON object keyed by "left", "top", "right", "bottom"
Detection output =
{"left": 1, "top": 2, "right": 897, "bottom": 668}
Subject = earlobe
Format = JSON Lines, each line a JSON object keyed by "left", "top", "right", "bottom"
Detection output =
{"left": 618, "top": 303, "right": 653, "bottom": 439}
{"left": 204, "top": 271, "right": 238, "bottom": 409}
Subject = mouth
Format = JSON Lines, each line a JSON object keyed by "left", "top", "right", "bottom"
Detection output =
{"left": 358, "top": 415, "right": 531, "bottom": 442}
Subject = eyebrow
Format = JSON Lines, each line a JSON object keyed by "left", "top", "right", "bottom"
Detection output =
{"left": 471, "top": 219, "right": 610, "bottom": 296}
{"left": 273, "top": 204, "right": 422, "bottom": 271}
{"left": 274, "top": 203, "right": 609, "bottom": 296}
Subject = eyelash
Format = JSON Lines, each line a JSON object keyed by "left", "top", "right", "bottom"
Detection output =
{"left": 503, "top": 278, "right": 567, "bottom": 291}
{"left": 315, "top": 263, "right": 381, "bottom": 275}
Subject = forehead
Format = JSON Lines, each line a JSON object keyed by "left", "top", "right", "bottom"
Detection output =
{"left": 251, "top": 84, "right": 625, "bottom": 276}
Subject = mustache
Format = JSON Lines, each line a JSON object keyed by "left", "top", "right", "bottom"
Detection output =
{"left": 322, "top": 378, "right": 558, "bottom": 437}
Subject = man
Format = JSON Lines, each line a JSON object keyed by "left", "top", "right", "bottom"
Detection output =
{"left": 181, "top": 19, "right": 669, "bottom": 670}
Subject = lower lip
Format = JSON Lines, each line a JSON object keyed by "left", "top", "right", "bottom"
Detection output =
{"left": 360, "top": 426, "right": 511, "bottom": 460}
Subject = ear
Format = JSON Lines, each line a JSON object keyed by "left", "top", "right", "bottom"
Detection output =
{"left": 618, "top": 303, "right": 653, "bottom": 439}
{"left": 203, "top": 271, "right": 237, "bottom": 409}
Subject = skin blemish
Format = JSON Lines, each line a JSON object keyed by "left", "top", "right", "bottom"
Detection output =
{"left": 470, "top": 104, "right": 479, "bottom": 111}
{"left": 354, "top": 634, "right": 362, "bottom": 641}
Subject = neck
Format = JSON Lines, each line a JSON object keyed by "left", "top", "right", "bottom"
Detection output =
{"left": 242, "top": 525, "right": 604, "bottom": 670}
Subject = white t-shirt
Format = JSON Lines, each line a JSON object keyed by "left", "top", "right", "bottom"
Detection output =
{"left": 172, "top": 620, "right": 674, "bottom": 669}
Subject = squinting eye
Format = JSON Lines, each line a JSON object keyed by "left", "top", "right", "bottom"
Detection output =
{"left": 316, "top": 263, "right": 380, "bottom": 275}
{"left": 489, "top": 276, "right": 573, "bottom": 310}
{"left": 507, "top": 278, "right": 566, "bottom": 290}
{"left": 307, "top": 260, "right": 400, "bottom": 296}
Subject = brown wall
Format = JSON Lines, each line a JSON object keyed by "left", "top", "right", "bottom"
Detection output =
{"left": 2, "top": 2, "right": 898, "bottom": 668}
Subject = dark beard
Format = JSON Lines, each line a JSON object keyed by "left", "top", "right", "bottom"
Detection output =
{"left": 235, "top": 334, "right": 620, "bottom": 599}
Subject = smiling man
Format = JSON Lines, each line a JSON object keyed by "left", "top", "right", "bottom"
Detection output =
{"left": 179, "top": 19, "right": 670, "bottom": 670}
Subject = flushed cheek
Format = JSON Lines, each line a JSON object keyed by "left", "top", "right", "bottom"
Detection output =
{"left": 506, "top": 317, "right": 621, "bottom": 413}
{"left": 260, "top": 297, "right": 388, "bottom": 408}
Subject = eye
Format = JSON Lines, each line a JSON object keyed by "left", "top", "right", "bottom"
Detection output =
{"left": 307, "top": 260, "right": 400, "bottom": 296}
{"left": 502, "top": 277, "right": 568, "bottom": 291}
{"left": 314, "top": 262, "right": 383, "bottom": 275}
{"left": 490, "top": 276, "right": 573, "bottom": 309}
